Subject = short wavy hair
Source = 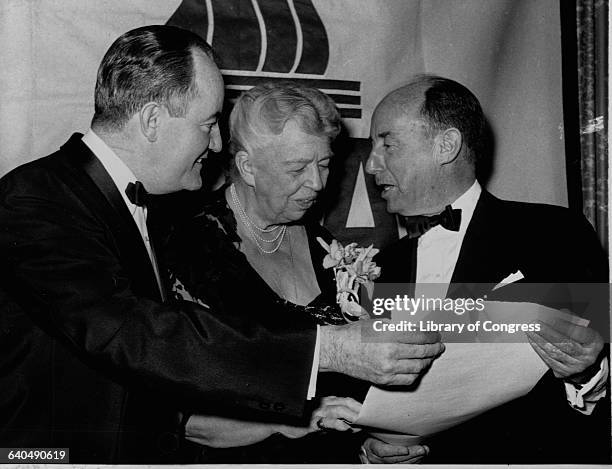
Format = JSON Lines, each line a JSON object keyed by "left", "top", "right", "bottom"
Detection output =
{"left": 228, "top": 82, "right": 341, "bottom": 157}
{"left": 91, "top": 25, "right": 215, "bottom": 131}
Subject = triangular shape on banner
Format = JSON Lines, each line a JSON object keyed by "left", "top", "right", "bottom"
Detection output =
{"left": 345, "top": 163, "right": 375, "bottom": 228}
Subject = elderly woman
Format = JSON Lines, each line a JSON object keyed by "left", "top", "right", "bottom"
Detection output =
{"left": 163, "top": 82, "right": 364, "bottom": 463}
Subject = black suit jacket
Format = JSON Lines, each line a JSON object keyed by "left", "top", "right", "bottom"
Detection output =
{"left": 0, "top": 134, "right": 316, "bottom": 463}
{"left": 376, "top": 189, "right": 609, "bottom": 463}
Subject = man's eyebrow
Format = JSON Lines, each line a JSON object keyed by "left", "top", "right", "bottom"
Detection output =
{"left": 377, "top": 131, "right": 391, "bottom": 139}
{"left": 284, "top": 158, "right": 312, "bottom": 165}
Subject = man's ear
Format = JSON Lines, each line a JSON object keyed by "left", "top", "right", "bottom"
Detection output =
{"left": 234, "top": 150, "right": 256, "bottom": 187}
{"left": 434, "top": 128, "right": 462, "bottom": 165}
{"left": 139, "top": 102, "right": 162, "bottom": 143}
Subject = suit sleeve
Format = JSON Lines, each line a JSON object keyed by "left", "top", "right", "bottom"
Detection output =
{"left": 0, "top": 172, "right": 316, "bottom": 420}
{"left": 528, "top": 207, "right": 610, "bottom": 459}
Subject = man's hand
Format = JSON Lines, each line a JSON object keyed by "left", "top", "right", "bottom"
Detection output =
{"left": 319, "top": 319, "right": 445, "bottom": 386}
{"left": 526, "top": 318, "right": 603, "bottom": 383}
{"left": 360, "top": 437, "right": 429, "bottom": 464}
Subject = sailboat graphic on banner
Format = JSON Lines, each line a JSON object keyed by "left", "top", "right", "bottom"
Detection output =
{"left": 167, "top": 0, "right": 362, "bottom": 119}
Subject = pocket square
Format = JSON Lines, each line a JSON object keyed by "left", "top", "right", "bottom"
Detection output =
{"left": 492, "top": 270, "right": 524, "bottom": 291}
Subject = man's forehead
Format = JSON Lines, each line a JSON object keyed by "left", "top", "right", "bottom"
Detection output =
{"left": 193, "top": 52, "right": 224, "bottom": 99}
{"left": 192, "top": 49, "right": 220, "bottom": 77}
{"left": 371, "top": 101, "right": 425, "bottom": 136}
{"left": 375, "top": 83, "right": 425, "bottom": 118}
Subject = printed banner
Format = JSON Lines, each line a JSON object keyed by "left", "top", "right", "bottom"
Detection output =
{"left": 0, "top": 0, "right": 566, "bottom": 248}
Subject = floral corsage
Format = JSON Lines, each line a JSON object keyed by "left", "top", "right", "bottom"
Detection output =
{"left": 316, "top": 237, "right": 381, "bottom": 320}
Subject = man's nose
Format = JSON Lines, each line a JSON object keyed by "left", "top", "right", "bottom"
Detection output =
{"left": 208, "top": 125, "right": 222, "bottom": 152}
{"left": 365, "top": 147, "right": 383, "bottom": 174}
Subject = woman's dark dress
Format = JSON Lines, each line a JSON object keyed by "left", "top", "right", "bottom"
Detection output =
{"left": 161, "top": 189, "right": 365, "bottom": 463}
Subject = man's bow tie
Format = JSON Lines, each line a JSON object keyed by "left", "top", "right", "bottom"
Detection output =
{"left": 125, "top": 181, "right": 149, "bottom": 207}
{"left": 403, "top": 205, "right": 462, "bottom": 239}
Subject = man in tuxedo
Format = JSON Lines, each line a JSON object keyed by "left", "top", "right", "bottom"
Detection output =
{"left": 360, "top": 75, "right": 609, "bottom": 463}
{"left": 0, "top": 26, "right": 444, "bottom": 463}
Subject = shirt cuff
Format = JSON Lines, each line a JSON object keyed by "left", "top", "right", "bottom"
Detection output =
{"left": 359, "top": 444, "right": 370, "bottom": 464}
{"left": 307, "top": 325, "right": 320, "bottom": 400}
{"left": 564, "top": 356, "right": 608, "bottom": 415}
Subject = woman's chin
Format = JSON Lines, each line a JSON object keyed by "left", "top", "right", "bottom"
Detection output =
{"left": 277, "top": 211, "right": 308, "bottom": 225}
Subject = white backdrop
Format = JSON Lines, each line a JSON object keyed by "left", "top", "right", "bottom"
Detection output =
{"left": 0, "top": 0, "right": 566, "bottom": 207}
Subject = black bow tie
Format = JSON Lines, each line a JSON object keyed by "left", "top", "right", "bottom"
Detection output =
{"left": 403, "top": 205, "right": 462, "bottom": 239}
{"left": 125, "top": 181, "right": 149, "bottom": 207}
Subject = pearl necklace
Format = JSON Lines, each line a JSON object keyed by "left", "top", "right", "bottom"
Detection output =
{"left": 230, "top": 184, "right": 287, "bottom": 254}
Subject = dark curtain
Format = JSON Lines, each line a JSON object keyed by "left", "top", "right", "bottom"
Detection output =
{"left": 564, "top": 0, "right": 609, "bottom": 252}
{"left": 577, "top": 0, "right": 608, "bottom": 252}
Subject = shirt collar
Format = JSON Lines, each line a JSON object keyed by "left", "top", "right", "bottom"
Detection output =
{"left": 420, "top": 180, "right": 481, "bottom": 240}
{"left": 450, "top": 179, "right": 482, "bottom": 233}
{"left": 81, "top": 129, "right": 139, "bottom": 215}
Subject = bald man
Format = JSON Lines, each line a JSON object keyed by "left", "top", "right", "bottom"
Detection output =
{"left": 361, "top": 75, "right": 609, "bottom": 464}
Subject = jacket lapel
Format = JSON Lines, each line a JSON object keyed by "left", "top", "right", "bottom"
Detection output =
{"left": 449, "top": 190, "right": 520, "bottom": 297}
{"left": 61, "top": 134, "right": 162, "bottom": 302}
{"left": 376, "top": 234, "right": 418, "bottom": 300}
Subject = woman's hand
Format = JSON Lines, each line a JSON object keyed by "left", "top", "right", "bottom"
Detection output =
{"left": 185, "top": 396, "right": 362, "bottom": 447}
{"left": 310, "top": 396, "right": 362, "bottom": 432}
{"left": 275, "top": 396, "right": 362, "bottom": 438}
{"left": 360, "top": 437, "right": 429, "bottom": 464}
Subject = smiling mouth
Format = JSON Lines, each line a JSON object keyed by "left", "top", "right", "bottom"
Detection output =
{"left": 378, "top": 183, "right": 396, "bottom": 195}
{"left": 295, "top": 198, "right": 317, "bottom": 208}
{"left": 194, "top": 154, "right": 206, "bottom": 165}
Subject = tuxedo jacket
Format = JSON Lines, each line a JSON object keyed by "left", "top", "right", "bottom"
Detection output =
{"left": 0, "top": 134, "right": 316, "bottom": 463}
{"left": 376, "top": 189, "right": 609, "bottom": 463}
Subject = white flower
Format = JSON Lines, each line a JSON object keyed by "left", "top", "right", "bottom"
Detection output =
{"left": 368, "top": 265, "right": 381, "bottom": 281}
{"left": 319, "top": 237, "right": 382, "bottom": 320}
{"left": 335, "top": 269, "right": 351, "bottom": 292}
{"left": 340, "top": 298, "right": 368, "bottom": 318}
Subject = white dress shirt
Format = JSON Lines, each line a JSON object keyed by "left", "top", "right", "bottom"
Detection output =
{"left": 82, "top": 129, "right": 165, "bottom": 300}
{"left": 416, "top": 180, "right": 481, "bottom": 289}
{"left": 409, "top": 180, "right": 606, "bottom": 415}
